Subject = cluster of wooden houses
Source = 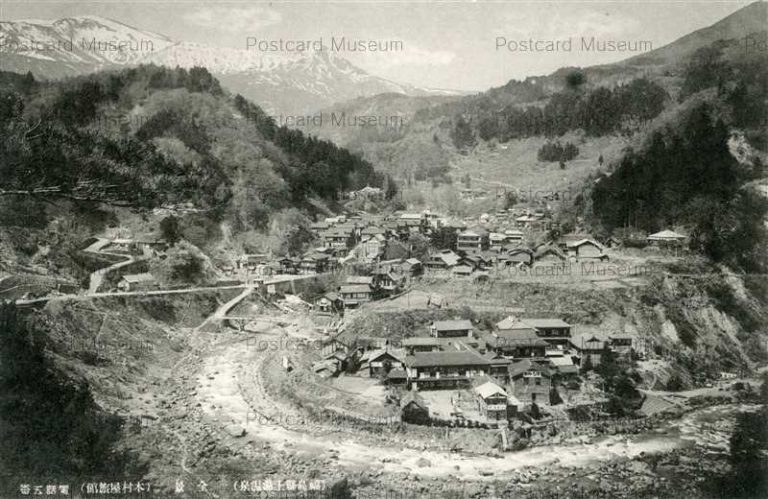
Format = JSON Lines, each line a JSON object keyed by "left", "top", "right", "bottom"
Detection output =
{"left": 319, "top": 315, "right": 639, "bottom": 418}
{"left": 309, "top": 211, "right": 441, "bottom": 257}
{"left": 216, "top": 207, "right": 639, "bottom": 286}
{"left": 313, "top": 258, "right": 424, "bottom": 312}
{"left": 276, "top": 218, "right": 683, "bottom": 280}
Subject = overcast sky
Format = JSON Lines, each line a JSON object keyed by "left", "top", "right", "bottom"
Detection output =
{"left": 0, "top": 1, "right": 754, "bottom": 91}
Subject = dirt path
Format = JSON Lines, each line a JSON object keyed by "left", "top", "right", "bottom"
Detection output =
{"left": 87, "top": 255, "right": 140, "bottom": 293}
{"left": 15, "top": 284, "right": 249, "bottom": 306}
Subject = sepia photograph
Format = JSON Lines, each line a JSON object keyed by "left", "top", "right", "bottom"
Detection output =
{"left": 0, "top": 0, "right": 766, "bottom": 497}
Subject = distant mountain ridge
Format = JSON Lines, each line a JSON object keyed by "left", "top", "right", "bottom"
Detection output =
{"left": 307, "top": 1, "right": 767, "bottom": 180}
{"left": 0, "top": 15, "right": 464, "bottom": 115}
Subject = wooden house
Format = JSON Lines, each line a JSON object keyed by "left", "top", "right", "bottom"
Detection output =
{"left": 425, "top": 250, "right": 461, "bottom": 270}
{"left": 278, "top": 257, "right": 299, "bottom": 274}
{"left": 526, "top": 318, "right": 572, "bottom": 346}
{"left": 117, "top": 273, "right": 157, "bottom": 292}
{"left": 647, "top": 230, "right": 686, "bottom": 247}
{"left": 402, "top": 258, "right": 424, "bottom": 277}
{"left": 405, "top": 350, "right": 490, "bottom": 390}
{"left": 360, "top": 349, "right": 406, "bottom": 377}
{"left": 534, "top": 244, "right": 567, "bottom": 263}
{"left": 456, "top": 229, "right": 488, "bottom": 254}
{"left": 315, "top": 292, "right": 343, "bottom": 314}
{"left": 400, "top": 392, "right": 430, "bottom": 424}
{"left": 503, "top": 248, "right": 534, "bottom": 266}
{"left": 484, "top": 328, "right": 547, "bottom": 358}
{"left": 452, "top": 264, "right": 474, "bottom": 277}
{"left": 510, "top": 359, "right": 553, "bottom": 405}
{"left": 339, "top": 284, "right": 372, "bottom": 308}
{"left": 400, "top": 336, "right": 444, "bottom": 354}
{"left": 609, "top": 334, "right": 635, "bottom": 354}
{"left": 474, "top": 381, "right": 512, "bottom": 421}
{"left": 570, "top": 335, "right": 607, "bottom": 366}
{"left": 430, "top": 319, "right": 474, "bottom": 338}
{"left": 372, "top": 268, "right": 405, "bottom": 294}
{"left": 299, "top": 253, "right": 330, "bottom": 274}
{"left": 566, "top": 239, "right": 608, "bottom": 261}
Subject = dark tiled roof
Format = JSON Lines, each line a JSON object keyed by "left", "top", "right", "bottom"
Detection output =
{"left": 387, "top": 368, "right": 407, "bottom": 379}
{"left": 406, "top": 350, "right": 489, "bottom": 368}
{"left": 340, "top": 284, "right": 372, "bottom": 294}
{"left": 526, "top": 318, "right": 571, "bottom": 328}
{"left": 433, "top": 320, "right": 473, "bottom": 331}
{"left": 509, "top": 359, "right": 553, "bottom": 378}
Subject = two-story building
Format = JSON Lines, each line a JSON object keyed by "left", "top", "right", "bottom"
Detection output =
{"left": 321, "top": 228, "right": 355, "bottom": 255}
{"left": 570, "top": 334, "right": 607, "bottom": 367}
{"left": 400, "top": 337, "right": 444, "bottom": 354}
{"left": 489, "top": 232, "right": 508, "bottom": 251}
{"left": 482, "top": 352, "right": 515, "bottom": 385}
{"left": 346, "top": 275, "right": 374, "bottom": 287}
{"left": 456, "top": 229, "right": 488, "bottom": 254}
{"left": 504, "top": 229, "right": 524, "bottom": 242}
{"left": 397, "top": 213, "right": 427, "bottom": 237}
{"left": 405, "top": 350, "right": 490, "bottom": 390}
{"left": 339, "top": 284, "right": 372, "bottom": 309}
{"left": 484, "top": 329, "right": 548, "bottom": 358}
{"left": 278, "top": 257, "right": 300, "bottom": 274}
{"left": 358, "top": 232, "right": 386, "bottom": 261}
{"left": 299, "top": 253, "right": 331, "bottom": 274}
{"left": 510, "top": 359, "right": 553, "bottom": 405}
{"left": 371, "top": 268, "right": 405, "bottom": 295}
{"left": 425, "top": 250, "right": 461, "bottom": 271}
{"left": 608, "top": 334, "right": 635, "bottom": 355}
{"left": 361, "top": 349, "right": 406, "bottom": 377}
{"left": 430, "top": 319, "right": 474, "bottom": 338}
{"left": 526, "top": 318, "right": 572, "bottom": 346}
{"left": 474, "top": 380, "right": 516, "bottom": 421}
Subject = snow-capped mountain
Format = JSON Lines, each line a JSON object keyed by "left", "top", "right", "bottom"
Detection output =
{"left": 0, "top": 16, "right": 175, "bottom": 76}
{"left": 216, "top": 49, "right": 460, "bottom": 115}
{"left": 0, "top": 15, "right": 462, "bottom": 115}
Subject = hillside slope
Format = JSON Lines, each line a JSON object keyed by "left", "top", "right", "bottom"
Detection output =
{"left": 312, "top": 2, "right": 766, "bottom": 192}
{"left": 0, "top": 65, "right": 392, "bottom": 278}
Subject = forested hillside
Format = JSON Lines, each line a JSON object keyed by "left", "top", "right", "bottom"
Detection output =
{"left": 590, "top": 45, "right": 768, "bottom": 273}
{"left": 309, "top": 2, "right": 767, "bottom": 194}
{"left": 0, "top": 65, "right": 391, "bottom": 213}
{"left": 0, "top": 65, "right": 394, "bottom": 274}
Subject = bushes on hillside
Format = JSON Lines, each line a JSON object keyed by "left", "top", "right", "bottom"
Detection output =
{"left": 151, "top": 241, "right": 216, "bottom": 287}
{"left": 537, "top": 141, "right": 579, "bottom": 162}
{"left": 590, "top": 347, "right": 643, "bottom": 416}
{"left": 233, "top": 94, "right": 394, "bottom": 200}
{"left": 451, "top": 116, "right": 477, "bottom": 151}
{"left": 467, "top": 77, "right": 667, "bottom": 142}
{"left": 0, "top": 65, "right": 393, "bottom": 241}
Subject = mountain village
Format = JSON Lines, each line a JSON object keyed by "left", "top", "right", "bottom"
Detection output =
{"left": 15, "top": 192, "right": 722, "bottom": 434}
{"left": 1, "top": 2, "right": 767, "bottom": 498}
